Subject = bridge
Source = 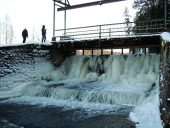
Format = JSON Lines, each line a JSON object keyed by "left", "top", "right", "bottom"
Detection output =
{"left": 52, "top": 19, "right": 168, "bottom": 52}
{"left": 51, "top": 0, "right": 170, "bottom": 53}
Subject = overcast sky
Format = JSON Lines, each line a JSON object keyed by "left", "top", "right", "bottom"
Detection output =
{"left": 0, "top": 0, "right": 135, "bottom": 44}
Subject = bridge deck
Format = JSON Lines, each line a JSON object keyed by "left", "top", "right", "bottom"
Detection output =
{"left": 52, "top": 35, "right": 161, "bottom": 50}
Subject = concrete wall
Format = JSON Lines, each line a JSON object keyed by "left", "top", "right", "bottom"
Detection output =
{"left": 0, "top": 44, "right": 65, "bottom": 89}
{"left": 159, "top": 39, "right": 170, "bottom": 128}
{"left": 0, "top": 44, "right": 51, "bottom": 77}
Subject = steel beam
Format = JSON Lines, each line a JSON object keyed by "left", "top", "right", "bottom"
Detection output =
{"left": 53, "top": 0, "right": 70, "bottom": 7}
{"left": 53, "top": 0, "right": 56, "bottom": 37}
{"left": 165, "top": 0, "right": 167, "bottom": 28}
{"left": 57, "top": 0, "right": 126, "bottom": 11}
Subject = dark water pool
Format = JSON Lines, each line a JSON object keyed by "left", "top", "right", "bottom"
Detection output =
{"left": 0, "top": 102, "right": 136, "bottom": 128}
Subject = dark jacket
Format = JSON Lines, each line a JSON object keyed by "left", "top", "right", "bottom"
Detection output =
{"left": 22, "top": 29, "right": 28, "bottom": 38}
{"left": 42, "top": 27, "right": 46, "bottom": 36}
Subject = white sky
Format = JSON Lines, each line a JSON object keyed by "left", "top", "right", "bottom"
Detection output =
{"left": 0, "top": 0, "right": 135, "bottom": 44}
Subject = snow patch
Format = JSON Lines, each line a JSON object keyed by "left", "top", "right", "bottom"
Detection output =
{"left": 161, "top": 32, "right": 170, "bottom": 42}
{"left": 129, "top": 88, "right": 162, "bottom": 128}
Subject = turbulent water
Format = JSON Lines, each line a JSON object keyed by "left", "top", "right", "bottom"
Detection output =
{"left": 0, "top": 54, "right": 162, "bottom": 128}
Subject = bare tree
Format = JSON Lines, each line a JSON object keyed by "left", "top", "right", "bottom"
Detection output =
{"left": 31, "top": 28, "right": 41, "bottom": 42}
{"left": 5, "top": 15, "right": 9, "bottom": 44}
{"left": 0, "top": 15, "right": 14, "bottom": 45}
{"left": 0, "top": 21, "right": 2, "bottom": 44}
{"left": 31, "top": 28, "right": 35, "bottom": 42}
{"left": 123, "top": 7, "right": 132, "bottom": 35}
{"left": 9, "top": 25, "right": 14, "bottom": 44}
{"left": 0, "top": 19, "right": 5, "bottom": 44}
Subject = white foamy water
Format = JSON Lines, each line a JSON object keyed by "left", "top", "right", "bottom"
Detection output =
{"left": 0, "top": 54, "right": 162, "bottom": 128}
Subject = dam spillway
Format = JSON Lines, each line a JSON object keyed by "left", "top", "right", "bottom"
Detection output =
{"left": 0, "top": 43, "right": 162, "bottom": 128}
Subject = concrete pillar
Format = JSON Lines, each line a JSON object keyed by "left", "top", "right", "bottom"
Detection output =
{"left": 159, "top": 32, "right": 170, "bottom": 127}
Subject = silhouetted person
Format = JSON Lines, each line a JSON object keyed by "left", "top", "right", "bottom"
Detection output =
{"left": 41, "top": 25, "right": 46, "bottom": 42}
{"left": 22, "top": 28, "right": 28, "bottom": 43}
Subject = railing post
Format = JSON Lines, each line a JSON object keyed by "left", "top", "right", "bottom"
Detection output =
{"left": 101, "top": 49, "right": 103, "bottom": 55}
{"left": 109, "top": 28, "right": 111, "bottom": 37}
{"left": 99, "top": 25, "right": 101, "bottom": 39}
{"left": 83, "top": 50, "right": 84, "bottom": 55}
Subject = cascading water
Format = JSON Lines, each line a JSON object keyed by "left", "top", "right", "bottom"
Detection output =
{"left": 19, "top": 54, "right": 159, "bottom": 105}
{"left": 0, "top": 54, "right": 162, "bottom": 128}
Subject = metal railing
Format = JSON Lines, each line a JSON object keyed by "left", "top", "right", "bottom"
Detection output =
{"left": 54, "top": 19, "right": 169, "bottom": 41}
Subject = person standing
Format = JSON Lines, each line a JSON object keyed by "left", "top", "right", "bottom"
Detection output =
{"left": 22, "top": 28, "right": 28, "bottom": 43}
{"left": 41, "top": 25, "right": 46, "bottom": 43}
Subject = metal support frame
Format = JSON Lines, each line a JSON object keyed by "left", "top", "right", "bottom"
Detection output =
{"left": 57, "top": 0, "right": 126, "bottom": 11}
{"left": 53, "top": 0, "right": 56, "bottom": 37}
{"left": 111, "top": 49, "right": 113, "bottom": 55}
{"left": 64, "top": 0, "right": 67, "bottom": 35}
{"left": 165, "top": 0, "right": 167, "bottom": 28}
{"left": 83, "top": 49, "right": 84, "bottom": 55}
{"left": 53, "top": 0, "right": 70, "bottom": 7}
{"left": 101, "top": 49, "right": 103, "bottom": 55}
{"left": 53, "top": 0, "right": 70, "bottom": 37}
{"left": 92, "top": 49, "right": 93, "bottom": 56}
{"left": 52, "top": 0, "right": 168, "bottom": 39}
{"left": 52, "top": 0, "right": 126, "bottom": 38}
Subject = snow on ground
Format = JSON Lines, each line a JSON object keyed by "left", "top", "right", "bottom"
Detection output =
{"left": 130, "top": 85, "right": 162, "bottom": 128}
{"left": 0, "top": 41, "right": 52, "bottom": 47}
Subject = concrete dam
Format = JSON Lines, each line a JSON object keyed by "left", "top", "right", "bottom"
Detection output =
{"left": 0, "top": 38, "right": 166, "bottom": 128}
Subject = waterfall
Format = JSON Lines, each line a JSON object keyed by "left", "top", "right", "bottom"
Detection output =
{"left": 19, "top": 54, "right": 160, "bottom": 106}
